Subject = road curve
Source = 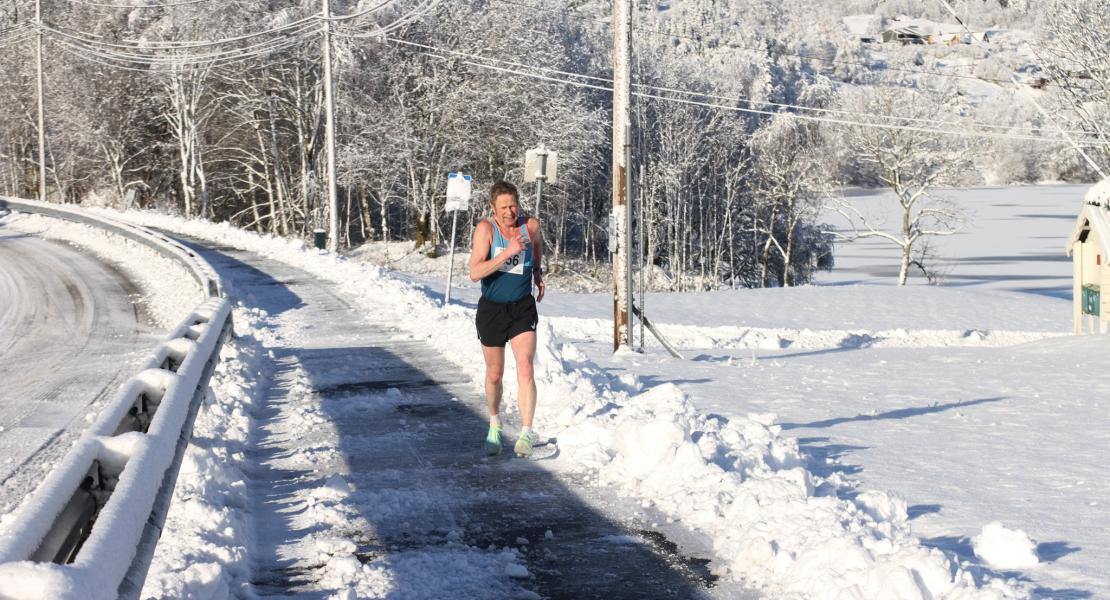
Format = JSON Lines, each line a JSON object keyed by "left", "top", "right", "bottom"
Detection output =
{"left": 0, "top": 225, "right": 159, "bottom": 516}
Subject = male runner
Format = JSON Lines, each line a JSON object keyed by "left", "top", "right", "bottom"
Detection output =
{"left": 468, "top": 181, "right": 545, "bottom": 457}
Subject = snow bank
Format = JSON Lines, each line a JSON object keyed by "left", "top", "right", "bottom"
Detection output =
{"left": 548, "top": 316, "right": 1053, "bottom": 352}
{"left": 139, "top": 306, "right": 266, "bottom": 599}
{"left": 108, "top": 209, "right": 1031, "bottom": 599}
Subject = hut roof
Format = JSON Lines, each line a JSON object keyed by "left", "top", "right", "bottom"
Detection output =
{"left": 1068, "top": 185, "right": 1110, "bottom": 257}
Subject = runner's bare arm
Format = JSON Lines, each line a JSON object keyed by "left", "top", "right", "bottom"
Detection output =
{"left": 469, "top": 221, "right": 522, "bottom": 281}
{"left": 528, "top": 217, "right": 546, "bottom": 302}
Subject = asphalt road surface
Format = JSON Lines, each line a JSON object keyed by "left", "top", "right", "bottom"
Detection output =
{"left": 0, "top": 225, "right": 159, "bottom": 516}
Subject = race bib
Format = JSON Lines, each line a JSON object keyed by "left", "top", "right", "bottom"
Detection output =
{"left": 494, "top": 245, "right": 525, "bottom": 275}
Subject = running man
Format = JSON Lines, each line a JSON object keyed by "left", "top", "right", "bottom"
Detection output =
{"left": 468, "top": 181, "right": 545, "bottom": 458}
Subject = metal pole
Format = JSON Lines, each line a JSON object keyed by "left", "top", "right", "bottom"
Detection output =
{"left": 611, "top": 0, "right": 631, "bottom": 352}
{"left": 535, "top": 149, "right": 547, "bottom": 220}
{"left": 35, "top": 0, "right": 47, "bottom": 203}
{"left": 445, "top": 210, "right": 459, "bottom": 304}
{"left": 638, "top": 163, "right": 646, "bottom": 351}
{"left": 321, "top": 0, "right": 340, "bottom": 251}
{"left": 624, "top": 124, "right": 633, "bottom": 350}
{"left": 534, "top": 176, "right": 544, "bottom": 275}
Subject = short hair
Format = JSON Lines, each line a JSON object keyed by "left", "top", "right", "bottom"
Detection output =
{"left": 488, "top": 181, "right": 519, "bottom": 205}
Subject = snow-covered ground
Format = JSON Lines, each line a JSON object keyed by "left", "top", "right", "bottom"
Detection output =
{"left": 0, "top": 183, "right": 1077, "bottom": 597}
{"left": 64, "top": 183, "right": 1089, "bottom": 599}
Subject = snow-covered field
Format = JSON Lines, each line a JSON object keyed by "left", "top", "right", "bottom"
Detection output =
{"left": 49, "top": 183, "right": 1085, "bottom": 599}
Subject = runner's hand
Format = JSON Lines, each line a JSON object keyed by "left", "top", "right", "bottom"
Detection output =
{"left": 535, "top": 276, "right": 545, "bottom": 302}
{"left": 504, "top": 233, "right": 526, "bottom": 258}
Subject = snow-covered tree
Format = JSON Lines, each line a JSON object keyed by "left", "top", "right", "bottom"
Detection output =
{"left": 1033, "top": 0, "right": 1110, "bottom": 174}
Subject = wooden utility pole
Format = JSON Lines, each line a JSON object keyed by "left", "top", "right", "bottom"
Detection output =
{"left": 321, "top": 0, "right": 339, "bottom": 251}
{"left": 35, "top": 0, "right": 46, "bottom": 203}
{"left": 612, "top": 0, "right": 632, "bottom": 351}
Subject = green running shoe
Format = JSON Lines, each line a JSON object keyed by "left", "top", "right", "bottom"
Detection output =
{"left": 484, "top": 424, "right": 503, "bottom": 456}
{"left": 514, "top": 430, "right": 536, "bottom": 458}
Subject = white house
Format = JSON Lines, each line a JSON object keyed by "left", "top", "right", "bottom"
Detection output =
{"left": 1067, "top": 179, "right": 1110, "bottom": 334}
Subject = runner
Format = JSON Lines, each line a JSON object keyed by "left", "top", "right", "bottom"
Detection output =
{"left": 468, "top": 181, "right": 545, "bottom": 458}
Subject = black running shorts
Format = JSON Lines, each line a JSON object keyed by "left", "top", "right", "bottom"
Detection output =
{"left": 476, "top": 295, "right": 538, "bottom": 347}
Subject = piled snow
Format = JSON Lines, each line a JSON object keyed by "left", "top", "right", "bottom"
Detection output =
{"left": 3, "top": 212, "right": 199, "bottom": 327}
{"left": 549, "top": 315, "right": 1053, "bottom": 352}
{"left": 109, "top": 208, "right": 1032, "bottom": 600}
{"left": 140, "top": 306, "right": 266, "bottom": 599}
{"left": 973, "top": 523, "right": 1040, "bottom": 570}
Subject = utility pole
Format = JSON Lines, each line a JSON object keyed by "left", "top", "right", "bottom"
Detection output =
{"left": 321, "top": 0, "right": 339, "bottom": 252}
{"left": 611, "top": 0, "right": 632, "bottom": 351}
{"left": 35, "top": 0, "right": 46, "bottom": 203}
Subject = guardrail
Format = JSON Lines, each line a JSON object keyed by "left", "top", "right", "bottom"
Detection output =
{"left": 0, "top": 198, "right": 233, "bottom": 600}
{"left": 0, "top": 198, "right": 222, "bottom": 298}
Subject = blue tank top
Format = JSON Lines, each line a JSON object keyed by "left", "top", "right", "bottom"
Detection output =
{"left": 481, "top": 217, "right": 533, "bottom": 303}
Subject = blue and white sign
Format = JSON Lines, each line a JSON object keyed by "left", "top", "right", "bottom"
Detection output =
{"left": 445, "top": 172, "right": 472, "bottom": 212}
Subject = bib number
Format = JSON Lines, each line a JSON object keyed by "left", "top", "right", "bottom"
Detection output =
{"left": 494, "top": 245, "right": 525, "bottom": 275}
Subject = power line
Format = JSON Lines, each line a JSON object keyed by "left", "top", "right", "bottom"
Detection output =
{"left": 488, "top": 0, "right": 1057, "bottom": 89}
{"left": 382, "top": 37, "right": 1108, "bottom": 145}
{"left": 56, "top": 0, "right": 218, "bottom": 8}
{"left": 0, "top": 30, "right": 36, "bottom": 48}
{"left": 332, "top": 0, "right": 442, "bottom": 37}
{"left": 40, "top": 15, "right": 319, "bottom": 50}
{"left": 50, "top": 28, "right": 318, "bottom": 69}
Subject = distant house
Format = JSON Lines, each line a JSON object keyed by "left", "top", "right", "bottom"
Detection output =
{"left": 1067, "top": 188, "right": 1110, "bottom": 334}
{"left": 881, "top": 26, "right": 928, "bottom": 44}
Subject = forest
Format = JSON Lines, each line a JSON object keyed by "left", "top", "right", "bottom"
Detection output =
{"left": 0, "top": 0, "right": 1106, "bottom": 289}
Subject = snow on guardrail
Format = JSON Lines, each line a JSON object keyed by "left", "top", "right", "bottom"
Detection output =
{"left": 0, "top": 198, "right": 232, "bottom": 600}
{"left": 0, "top": 197, "right": 222, "bottom": 298}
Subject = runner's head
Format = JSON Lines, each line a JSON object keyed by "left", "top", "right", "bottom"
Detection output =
{"left": 489, "top": 181, "right": 520, "bottom": 225}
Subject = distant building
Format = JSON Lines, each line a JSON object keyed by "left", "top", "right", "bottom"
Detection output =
{"left": 1067, "top": 188, "right": 1110, "bottom": 334}
{"left": 881, "top": 26, "right": 928, "bottom": 44}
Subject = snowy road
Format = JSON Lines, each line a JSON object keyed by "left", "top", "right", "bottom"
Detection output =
{"left": 0, "top": 226, "right": 159, "bottom": 516}
{"left": 160, "top": 238, "right": 729, "bottom": 599}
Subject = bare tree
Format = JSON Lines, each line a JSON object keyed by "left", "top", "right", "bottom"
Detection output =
{"left": 835, "top": 87, "right": 972, "bottom": 285}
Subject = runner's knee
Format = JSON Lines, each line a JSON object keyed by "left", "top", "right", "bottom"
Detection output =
{"left": 515, "top": 359, "right": 534, "bottom": 381}
{"left": 486, "top": 367, "right": 504, "bottom": 386}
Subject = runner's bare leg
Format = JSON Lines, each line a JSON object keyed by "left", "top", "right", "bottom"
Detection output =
{"left": 482, "top": 345, "right": 505, "bottom": 418}
{"left": 509, "top": 331, "right": 537, "bottom": 428}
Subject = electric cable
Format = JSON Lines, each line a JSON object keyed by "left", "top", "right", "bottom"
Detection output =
{"left": 40, "top": 15, "right": 318, "bottom": 50}
{"left": 488, "top": 0, "right": 1055, "bottom": 88}
{"left": 332, "top": 0, "right": 442, "bottom": 38}
{"left": 391, "top": 41, "right": 1109, "bottom": 147}
{"left": 50, "top": 27, "right": 316, "bottom": 69}
{"left": 56, "top": 0, "right": 218, "bottom": 8}
{"left": 383, "top": 37, "right": 1106, "bottom": 141}
{"left": 45, "top": 20, "right": 321, "bottom": 66}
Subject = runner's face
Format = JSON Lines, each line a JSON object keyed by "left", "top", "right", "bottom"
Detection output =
{"left": 491, "top": 194, "right": 519, "bottom": 227}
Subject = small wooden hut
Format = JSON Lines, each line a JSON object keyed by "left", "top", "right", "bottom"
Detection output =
{"left": 1068, "top": 188, "right": 1110, "bottom": 334}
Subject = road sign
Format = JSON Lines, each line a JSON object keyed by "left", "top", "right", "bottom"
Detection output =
{"left": 445, "top": 172, "right": 472, "bottom": 212}
{"left": 444, "top": 172, "right": 472, "bottom": 305}
{"left": 524, "top": 147, "right": 558, "bottom": 184}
